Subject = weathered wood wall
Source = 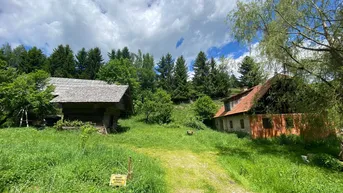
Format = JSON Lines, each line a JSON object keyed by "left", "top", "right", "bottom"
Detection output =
{"left": 250, "top": 114, "right": 302, "bottom": 138}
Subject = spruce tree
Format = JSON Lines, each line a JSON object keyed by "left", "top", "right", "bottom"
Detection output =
{"left": 116, "top": 49, "right": 122, "bottom": 59}
{"left": 50, "top": 44, "right": 76, "bottom": 78}
{"left": 238, "top": 56, "right": 263, "bottom": 88}
{"left": 164, "top": 53, "right": 174, "bottom": 92}
{"left": 122, "top": 47, "right": 130, "bottom": 60}
{"left": 215, "top": 57, "right": 232, "bottom": 97}
{"left": 193, "top": 51, "right": 210, "bottom": 96}
{"left": 138, "top": 53, "right": 155, "bottom": 91}
{"left": 107, "top": 49, "right": 116, "bottom": 60}
{"left": 156, "top": 56, "right": 167, "bottom": 90}
{"left": 26, "top": 47, "right": 48, "bottom": 73}
{"left": 75, "top": 48, "right": 88, "bottom": 78}
{"left": 86, "top": 47, "right": 104, "bottom": 79}
{"left": 172, "top": 55, "right": 189, "bottom": 102}
{"left": 208, "top": 57, "right": 218, "bottom": 97}
{"left": 12, "top": 45, "right": 28, "bottom": 73}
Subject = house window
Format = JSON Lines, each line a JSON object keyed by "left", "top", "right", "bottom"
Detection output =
{"left": 263, "top": 118, "right": 273, "bottom": 129}
{"left": 240, "top": 119, "right": 244, "bottom": 129}
{"left": 285, "top": 117, "right": 294, "bottom": 129}
{"left": 224, "top": 103, "right": 230, "bottom": 111}
{"left": 229, "top": 121, "right": 233, "bottom": 129}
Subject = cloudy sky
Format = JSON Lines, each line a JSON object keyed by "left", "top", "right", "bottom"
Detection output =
{"left": 0, "top": 0, "right": 258, "bottom": 75}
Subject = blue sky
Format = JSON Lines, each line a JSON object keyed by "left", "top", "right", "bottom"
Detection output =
{"left": 0, "top": 0, "right": 254, "bottom": 76}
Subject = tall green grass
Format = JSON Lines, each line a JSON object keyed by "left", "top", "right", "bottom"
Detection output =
{"left": 0, "top": 128, "right": 166, "bottom": 193}
{"left": 1, "top": 101, "right": 343, "bottom": 193}
{"left": 216, "top": 138, "right": 343, "bottom": 193}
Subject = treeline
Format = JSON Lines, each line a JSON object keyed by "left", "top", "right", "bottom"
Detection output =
{"left": 0, "top": 43, "right": 265, "bottom": 103}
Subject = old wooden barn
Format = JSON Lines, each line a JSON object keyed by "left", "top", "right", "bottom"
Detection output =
{"left": 49, "top": 78, "right": 133, "bottom": 132}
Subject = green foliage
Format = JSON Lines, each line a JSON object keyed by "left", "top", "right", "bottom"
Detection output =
{"left": 75, "top": 48, "right": 88, "bottom": 78}
{"left": 53, "top": 120, "right": 85, "bottom": 131}
{"left": 228, "top": 0, "right": 343, "bottom": 131}
{"left": 172, "top": 55, "right": 190, "bottom": 102}
{"left": 238, "top": 56, "right": 263, "bottom": 88}
{"left": 107, "top": 49, "right": 116, "bottom": 60}
{"left": 97, "top": 58, "right": 139, "bottom": 99}
{"left": 184, "top": 117, "right": 207, "bottom": 130}
{"left": 50, "top": 44, "right": 76, "bottom": 78}
{"left": 26, "top": 47, "right": 49, "bottom": 73}
{"left": 193, "top": 96, "right": 217, "bottom": 121}
{"left": 137, "top": 53, "right": 155, "bottom": 91}
{"left": 156, "top": 53, "right": 174, "bottom": 93}
{"left": 141, "top": 89, "right": 173, "bottom": 124}
{"left": 311, "top": 153, "right": 343, "bottom": 171}
{"left": 0, "top": 70, "right": 55, "bottom": 126}
{"left": 86, "top": 47, "right": 104, "bottom": 80}
{"left": 80, "top": 123, "right": 98, "bottom": 153}
{"left": 193, "top": 51, "right": 210, "bottom": 96}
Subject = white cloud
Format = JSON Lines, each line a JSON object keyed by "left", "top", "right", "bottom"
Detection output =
{"left": 0, "top": 0, "right": 245, "bottom": 67}
{"left": 229, "top": 43, "right": 283, "bottom": 78}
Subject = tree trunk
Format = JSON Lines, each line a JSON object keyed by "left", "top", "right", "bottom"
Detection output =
{"left": 25, "top": 110, "right": 29, "bottom": 127}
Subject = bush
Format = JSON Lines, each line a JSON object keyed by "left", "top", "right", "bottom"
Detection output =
{"left": 80, "top": 123, "right": 97, "bottom": 152}
{"left": 184, "top": 117, "right": 208, "bottom": 130}
{"left": 231, "top": 131, "right": 250, "bottom": 139}
{"left": 142, "top": 89, "right": 174, "bottom": 124}
{"left": 310, "top": 153, "right": 343, "bottom": 171}
{"left": 53, "top": 120, "right": 86, "bottom": 131}
{"left": 276, "top": 134, "right": 302, "bottom": 145}
{"left": 193, "top": 96, "right": 217, "bottom": 122}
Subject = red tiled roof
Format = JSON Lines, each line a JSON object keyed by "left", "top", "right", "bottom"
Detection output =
{"left": 214, "top": 77, "right": 274, "bottom": 118}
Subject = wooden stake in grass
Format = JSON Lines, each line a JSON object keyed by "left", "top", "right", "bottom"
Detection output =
{"left": 127, "top": 156, "right": 133, "bottom": 180}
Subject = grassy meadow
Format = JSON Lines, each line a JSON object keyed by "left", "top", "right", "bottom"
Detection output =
{"left": 1, "top": 102, "right": 343, "bottom": 192}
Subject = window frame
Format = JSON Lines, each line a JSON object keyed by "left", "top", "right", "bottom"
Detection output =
{"left": 262, "top": 118, "right": 273, "bottom": 129}
{"left": 240, "top": 119, "right": 245, "bottom": 129}
{"left": 229, "top": 120, "right": 233, "bottom": 129}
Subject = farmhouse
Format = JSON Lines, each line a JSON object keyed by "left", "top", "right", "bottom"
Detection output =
{"left": 214, "top": 75, "right": 303, "bottom": 138}
{"left": 49, "top": 78, "right": 133, "bottom": 131}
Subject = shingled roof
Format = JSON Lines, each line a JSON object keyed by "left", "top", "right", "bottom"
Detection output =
{"left": 49, "top": 77, "right": 129, "bottom": 103}
{"left": 214, "top": 76, "right": 276, "bottom": 118}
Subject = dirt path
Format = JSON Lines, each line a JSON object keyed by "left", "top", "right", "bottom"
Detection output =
{"left": 135, "top": 148, "right": 248, "bottom": 193}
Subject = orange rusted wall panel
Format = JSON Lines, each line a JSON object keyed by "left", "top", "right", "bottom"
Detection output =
{"left": 249, "top": 114, "right": 302, "bottom": 138}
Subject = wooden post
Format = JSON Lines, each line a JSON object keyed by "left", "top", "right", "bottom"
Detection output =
{"left": 127, "top": 157, "right": 133, "bottom": 180}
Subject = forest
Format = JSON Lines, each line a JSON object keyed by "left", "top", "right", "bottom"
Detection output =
{"left": 0, "top": 43, "right": 264, "bottom": 127}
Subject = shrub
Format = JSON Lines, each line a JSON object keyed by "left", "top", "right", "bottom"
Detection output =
{"left": 310, "top": 153, "right": 343, "bottom": 171}
{"left": 80, "top": 123, "right": 97, "bottom": 152}
{"left": 276, "top": 134, "right": 302, "bottom": 145}
{"left": 53, "top": 120, "right": 86, "bottom": 131}
{"left": 184, "top": 117, "right": 207, "bottom": 130}
{"left": 193, "top": 96, "right": 217, "bottom": 122}
{"left": 231, "top": 131, "right": 250, "bottom": 139}
{"left": 142, "top": 89, "right": 174, "bottom": 124}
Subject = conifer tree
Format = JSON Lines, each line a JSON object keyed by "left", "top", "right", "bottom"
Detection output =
{"left": 122, "top": 47, "right": 131, "bottom": 60}
{"left": 172, "top": 55, "right": 189, "bottom": 102}
{"left": 138, "top": 53, "right": 155, "bottom": 91}
{"left": 50, "top": 44, "right": 76, "bottom": 78}
{"left": 86, "top": 47, "right": 103, "bottom": 79}
{"left": 75, "top": 48, "right": 88, "bottom": 78}
{"left": 11, "top": 45, "right": 28, "bottom": 73}
{"left": 26, "top": 47, "right": 48, "bottom": 73}
{"left": 116, "top": 49, "right": 122, "bottom": 59}
{"left": 107, "top": 49, "right": 116, "bottom": 60}
{"left": 238, "top": 56, "right": 263, "bottom": 88}
{"left": 156, "top": 55, "right": 167, "bottom": 90}
{"left": 193, "top": 51, "right": 210, "bottom": 96}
